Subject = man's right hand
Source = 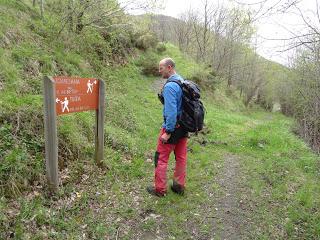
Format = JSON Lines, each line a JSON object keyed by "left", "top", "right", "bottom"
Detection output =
{"left": 160, "top": 132, "right": 171, "bottom": 144}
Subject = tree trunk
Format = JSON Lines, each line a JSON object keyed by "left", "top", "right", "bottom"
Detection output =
{"left": 40, "top": 0, "right": 44, "bottom": 19}
{"left": 76, "top": 11, "right": 84, "bottom": 33}
{"left": 68, "top": 0, "right": 74, "bottom": 32}
{"left": 227, "top": 59, "right": 233, "bottom": 87}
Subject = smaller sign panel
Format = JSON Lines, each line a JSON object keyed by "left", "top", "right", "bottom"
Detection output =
{"left": 53, "top": 76, "right": 99, "bottom": 115}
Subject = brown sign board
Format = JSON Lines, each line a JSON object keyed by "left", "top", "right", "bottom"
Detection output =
{"left": 43, "top": 76, "right": 105, "bottom": 191}
{"left": 53, "top": 76, "right": 99, "bottom": 115}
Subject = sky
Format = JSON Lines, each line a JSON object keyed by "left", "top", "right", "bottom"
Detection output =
{"left": 153, "top": 0, "right": 319, "bottom": 66}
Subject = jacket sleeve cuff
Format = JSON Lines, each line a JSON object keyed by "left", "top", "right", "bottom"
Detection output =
{"left": 165, "top": 129, "right": 173, "bottom": 134}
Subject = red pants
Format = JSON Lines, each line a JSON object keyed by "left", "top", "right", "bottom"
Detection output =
{"left": 154, "top": 128, "right": 188, "bottom": 194}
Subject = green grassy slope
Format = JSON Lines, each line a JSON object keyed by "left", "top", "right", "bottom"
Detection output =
{"left": 0, "top": 1, "right": 319, "bottom": 239}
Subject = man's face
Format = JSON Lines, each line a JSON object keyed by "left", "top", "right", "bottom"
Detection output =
{"left": 159, "top": 62, "right": 171, "bottom": 79}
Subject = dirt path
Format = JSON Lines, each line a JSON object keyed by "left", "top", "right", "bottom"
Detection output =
{"left": 212, "top": 153, "right": 251, "bottom": 239}
{"left": 150, "top": 78, "right": 254, "bottom": 239}
{"left": 151, "top": 78, "right": 166, "bottom": 93}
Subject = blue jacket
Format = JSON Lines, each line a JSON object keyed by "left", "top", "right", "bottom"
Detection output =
{"left": 162, "top": 74, "right": 183, "bottom": 132}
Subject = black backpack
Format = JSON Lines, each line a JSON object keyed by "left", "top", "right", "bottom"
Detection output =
{"left": 159, "top": 79, "right": 205, "bottom": 134}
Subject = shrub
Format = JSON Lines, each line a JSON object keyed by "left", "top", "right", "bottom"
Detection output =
{"left": 135, "top": 52, "right": 160, "bottom": 76}
{"left": 156, "top": 42, "right": 166, "bottom": 53}
{"left": 187, "top": 69, "right": 218, "bottom": 90}
{"left": 135, "top": 33, "right": 158, "bottom": 51}
{"left": 141, "top": 60, "right": 159, "bottom": 76}
{"left": 0, "top": 107, "right": 44, "bottom": 197}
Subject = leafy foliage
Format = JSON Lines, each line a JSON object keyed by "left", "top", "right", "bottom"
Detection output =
{"left": 135, "top": 33, "right": 158, "bottom": 51}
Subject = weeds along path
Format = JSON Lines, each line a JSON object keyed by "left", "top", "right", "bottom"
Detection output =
{"left": 206, "top": 115, "right": 272, "bottom": 240}
{"left": 3, "top": 75, "right": 312, "bottom": 239}
{"left": 151, "top": 78, "right": 166, "bottom": 92}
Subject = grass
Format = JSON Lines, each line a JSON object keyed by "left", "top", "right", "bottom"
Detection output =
{"left": 231, "top": 114, "right": 320, "bottom": 239}
{"left": 4, "top": 71, "right": 319, "bottom": 239}
{"left": 1, "top": 56, "right": 320, "bottom": 238}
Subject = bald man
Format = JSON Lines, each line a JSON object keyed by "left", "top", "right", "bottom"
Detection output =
{"left": 147, "top": 58, "right": 188, "bottom": 197}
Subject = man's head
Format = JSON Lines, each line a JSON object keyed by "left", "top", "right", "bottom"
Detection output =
{"left": 159, "top": 58, "right": 176, "bottom": 79}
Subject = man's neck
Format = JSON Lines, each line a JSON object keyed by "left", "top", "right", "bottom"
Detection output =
{"left": 168, "top": 71, "right": 176, "bottom": 78}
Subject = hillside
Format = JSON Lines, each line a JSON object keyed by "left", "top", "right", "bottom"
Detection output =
{"left": 1, "top": 1, "right": 320, "bottom": 239}
{"left": 146, "top": 13, "right": 293, "bottom": 111}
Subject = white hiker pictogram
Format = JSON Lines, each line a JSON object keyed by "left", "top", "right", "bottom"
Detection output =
{"left": 87, "top": 79, "right": 97, "bottom": 93}
{"left": 56, "top": 97, "right": 70, "bottom": 112}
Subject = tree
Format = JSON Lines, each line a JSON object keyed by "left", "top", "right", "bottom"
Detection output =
{"left": 32, "top": 0, "right": 45, "bottom": 19}
{"left": 173, "top": 12, "right": 193, "bottom": 52}
{"left": 265, "top": 0, "right": 320, "bottom": 152}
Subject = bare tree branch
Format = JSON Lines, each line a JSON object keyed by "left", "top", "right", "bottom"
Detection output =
{"left": 316, "top": 0, "right": 320, "bottom": 26}
{"left": 294, "top": 4, "right": 320, "bottom": 36}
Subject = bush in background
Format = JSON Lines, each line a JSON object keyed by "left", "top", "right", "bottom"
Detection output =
{"left": 156, "top": 42, "right": 166, "bottom": 53}
{"left": 135, "top": 51, "right": 160, "bottom": 76}
{"left": 187, "top": 69, "right": 218, "bottom": 90}
{"left": 135, "top": 33, "right": 158, "bottom": 51}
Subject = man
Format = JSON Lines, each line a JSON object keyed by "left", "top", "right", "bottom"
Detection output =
{"left": 147, "top": 58, "right": 188, "bottom": 197}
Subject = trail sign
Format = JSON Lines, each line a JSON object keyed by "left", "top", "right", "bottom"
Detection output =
{"left": 54, "top": 77, "right": 100, "bottom": 115}
{"left": 43, "top": 76, "right": 105, "bottom": 191}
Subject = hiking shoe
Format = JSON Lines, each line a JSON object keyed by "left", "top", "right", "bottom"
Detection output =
{"left": 146, "top": 186, "right": 165, "bottom": 197}
{"left": 171, "top": 181, "right": 185, "bottom": 195}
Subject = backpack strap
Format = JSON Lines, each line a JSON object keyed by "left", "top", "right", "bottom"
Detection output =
{"left": 165, "top": 79, "right": 183, "bottom": 89}
{"left": 162, "top": 79, "right": 184, "bottom": 123}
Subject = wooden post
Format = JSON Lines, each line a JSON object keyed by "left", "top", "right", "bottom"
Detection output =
{"left": 95, "top": 79, "right": 105, "bottom": 166}
{"left": 43, "top": 76, "right": 59, "bottom": 191}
